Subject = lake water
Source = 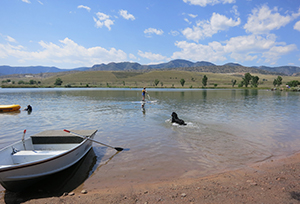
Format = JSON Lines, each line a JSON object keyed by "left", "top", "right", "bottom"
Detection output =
{"left": 1, "top": 88, "right": 300, "bottom": 195}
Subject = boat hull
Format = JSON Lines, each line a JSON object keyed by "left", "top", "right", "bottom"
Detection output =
{"left": 0, "top": 104, "right": 21, "bottom": 112}
{"left": 0, "top": 130, "right": 97, "bottom": 192}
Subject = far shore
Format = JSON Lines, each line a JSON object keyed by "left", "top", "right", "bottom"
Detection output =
{"left": 1, "top": 85, "right": 299, "bottom": 91}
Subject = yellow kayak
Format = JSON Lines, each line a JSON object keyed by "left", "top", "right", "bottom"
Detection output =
{"left": 0, "top": 104, "right": 21, "bottom": 112}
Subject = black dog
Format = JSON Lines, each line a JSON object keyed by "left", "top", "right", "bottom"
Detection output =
{"left": 171, "top": 112, "right": 187, "bottom": 125}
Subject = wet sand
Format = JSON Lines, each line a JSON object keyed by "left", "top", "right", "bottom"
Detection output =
{"left": 3, "top": 152, "right": 300, "bottom": 204}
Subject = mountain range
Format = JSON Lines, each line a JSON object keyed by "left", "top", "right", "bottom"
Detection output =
{"left": 1, "top": 59, "right": 300, "bottom": 76}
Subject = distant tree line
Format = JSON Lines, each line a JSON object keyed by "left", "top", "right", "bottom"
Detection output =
{"left": 272, "top": 76, "right": 299, "bottom": 88}
{"left": 286, "top": 80, "right": 300, "bottom": 87}
{"left": 18, "top": 80, "right": 40, "bottom": 85}
{"left": 50, "top": 74, "right": 300, "bottom": 89}
{"left": 237, "top": 73, "right": 259, "bottom": 87}
{"left": 2, "top": 79, "right": 13, "bottom": 84}
{"left": 2, "top": 79, "right": 41, "bottom": 85}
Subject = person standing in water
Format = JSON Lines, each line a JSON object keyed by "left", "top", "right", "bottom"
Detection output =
{"left": 24, "top": 105, "right": 32, "bottom": 112}
{"left": 142, "top": 87, "right": 147, "bottom": 101}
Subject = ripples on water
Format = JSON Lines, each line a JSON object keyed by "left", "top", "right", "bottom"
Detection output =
{"left": 1, "top": 88, "right": 300, "bottom": 186}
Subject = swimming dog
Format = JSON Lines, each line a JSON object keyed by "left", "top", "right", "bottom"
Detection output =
{"left": 171, "top": 112, "right": 187, "bottom": 125}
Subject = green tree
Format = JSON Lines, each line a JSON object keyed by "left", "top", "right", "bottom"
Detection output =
{"left": 273, "top": 76, "right": 283, "bottom": 87}
{"left": 238, "top": 80, "right": 245, "bottom": 87}
{"left": 273, "top": 79, "right": 277, "bottom": 87}
{"left": 277, "top": 76, "right": 282, "bottom": 86}
{"left": 243, "top": 73, "right": 252, "bottom": 87}
{"left": 231, "top": 79, "right": 237, "bottom": 87}
{"left": 180, "top": 78, "right": 185, "bottom": 87}
{"left": 202, "top": 75, "right": 208, "bottom": 87}
{"left": 154, "top": 79, "right": 160, "bottom": 86}
{"left": 160, "top": 81, "right": 163, "bottom": 87}
{"left": 286, "top": 80, "right": 300, "bottom": 87}
{"left": 251, "top": 76, "right": 259, "bottom": 87}
{"left": 54, "top": 78, "right": 63, "bottom": 86}
{"left": 29, "top": 79, "right": 36, "bottom": 85}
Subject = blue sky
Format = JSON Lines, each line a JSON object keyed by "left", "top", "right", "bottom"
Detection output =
{"left": 0, "top": 0, "right": 300, "bottom": 69}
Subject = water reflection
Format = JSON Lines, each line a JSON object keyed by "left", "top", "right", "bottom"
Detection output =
{"left": 202, "top": 89, "right": 207, "bottom": 101}
{"left": 0, "top": 110, "right": 20, "bottom": 115}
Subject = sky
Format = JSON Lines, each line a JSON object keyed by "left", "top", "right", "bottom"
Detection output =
{"left": 0, "top": 0, "right": 300, "bottom": 69}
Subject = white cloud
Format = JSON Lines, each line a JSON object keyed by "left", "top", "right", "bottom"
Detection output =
{"left": 0, "top": 38, "right": 127, "bottom": 67}
{"left": 188, "top": 14, "right": 198, "bottom": 18}
{"left": 262, "top": 44, "right": 297, "bottom": 64}
{"left": 172, "top": 34, "right": 297, "bottom": 65}
{"left": 294, "top": 21, "right": 300, "bottom": 31}
{"left": 0, "top": 43, "right": 24, "bottom": 59}
{"left": 119, "top": 9, "right": 135, "bottom": 20}
{"left": 183, "top": 0, "right": 235, "bottom": 7}
{"left": 22, "top": 0, "right": 31, "bottom": 3}
{"left": 93, "top": 12, "right": 114, "bottom": 30}
{"left": 77, "top": 5, "right": 91, "bottom": 12}
{"left": 244, "top": 5, "right": 298, "bottom": 34}
{"left": 144, "top": 28, "right": 164, "bottom": 36}
{"left": 129, "top": 53, "right": 137, "bottom": 59}
{"left": 170, "top": 30, "right": 180, "bottom": 36}
{"left": 184, "top": 18, "right": 191, "bottom": 24}
{"left": 138, "top": 50, "right": 167, "bottom": 61}
{"left": 292, "top": 8, "right": 300, "bottom": 19}
{"left": 172, "top": 41, "right": 227, "bottom": 62}
{"left": 182, "top": 12, "right": 241, "bottom": 42}
{"left": 230, "top": 5, "right": 239, "bottom": 17}
{"left": 224, "top": 34, "right": 276, "bottom": 53}
{"left": 225, "top": 34, "right": 298, "bottom": 64}
{"left": 6, "top": 36, "right": 17, "bottom": 43}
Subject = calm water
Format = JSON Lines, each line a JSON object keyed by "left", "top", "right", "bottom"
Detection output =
{"left": 1, "top": 88, "right": 300, "bottom": 193}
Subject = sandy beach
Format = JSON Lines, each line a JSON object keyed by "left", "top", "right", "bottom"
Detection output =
{"left": 1, "top": 152, "right": 299, "bottom": 204}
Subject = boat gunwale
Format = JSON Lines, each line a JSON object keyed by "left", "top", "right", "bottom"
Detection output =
{"left": 0, "top": 132, "right": 96, "bottom": 173}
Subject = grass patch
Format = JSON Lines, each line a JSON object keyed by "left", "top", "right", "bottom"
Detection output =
{"left": 112, "top": 71, "right": 143, "bottom": 78}
{"left": 1, "top": 70, "right": 298, "bottom": 89}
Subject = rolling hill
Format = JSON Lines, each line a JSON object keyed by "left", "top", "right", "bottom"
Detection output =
{"left": 1, "top": 59, "right": 300, "bottom": 76}
{"left": 0, "top": 66, "right": 89, "bottom": 76}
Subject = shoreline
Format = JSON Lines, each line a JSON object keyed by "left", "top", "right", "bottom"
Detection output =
{"left": 4, "top": 152, "right": 299, "bottom": 204}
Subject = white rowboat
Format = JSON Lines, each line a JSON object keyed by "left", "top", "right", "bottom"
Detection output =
{"left": 0, "top": 129, "right": 97, "bottom": 192}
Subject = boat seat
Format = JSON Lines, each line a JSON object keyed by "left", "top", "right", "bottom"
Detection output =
{"left": 0, "top": 165, "right": 12, "bottom": 168}
{"left": 31, "top": 136, "right": 83, "bottom": 144}
{"left": 30, "top": 130, "right": 97, "bottom": 144}
{"left": 11, "top": 150, "right": 66, "bottom": 164}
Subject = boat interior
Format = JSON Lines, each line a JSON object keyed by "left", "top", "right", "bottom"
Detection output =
{"left": 1, "top": 135, "right": 84, "bottom": 167}
{"left": 0, "top": 130, "right": 96, "bottom": 168}
{"left": 13, "top": 135, "right": 84, "bottom": 164}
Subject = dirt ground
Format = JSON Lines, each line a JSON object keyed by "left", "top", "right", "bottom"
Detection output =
{"left": 2, "top": 152, "right": 297, "bottom": 204}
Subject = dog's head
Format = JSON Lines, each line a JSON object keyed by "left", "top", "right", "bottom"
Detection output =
{"left": 171, "top": 112, "right": 178, "bottom": 119}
